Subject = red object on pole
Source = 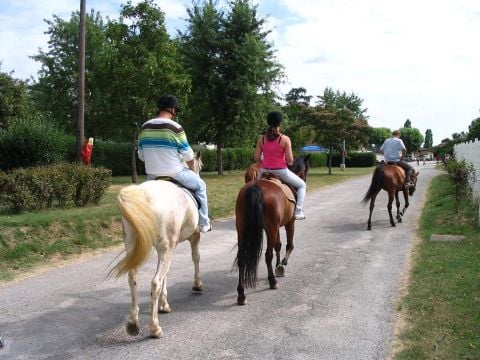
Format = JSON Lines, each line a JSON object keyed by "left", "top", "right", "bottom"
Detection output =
{"left": 81, "top": 138, "right": 93, "bottom": 165}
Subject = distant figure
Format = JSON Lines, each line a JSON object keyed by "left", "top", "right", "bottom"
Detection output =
{"left": 81, "top": 137, "right": 94, "bottom": 165}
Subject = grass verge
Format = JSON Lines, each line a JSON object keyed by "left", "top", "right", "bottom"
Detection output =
{"left": 393, "top": 174, "right": 480, "bottom": 359}
{"left": 0, "top": 166, "right": 373, "bottom": 282}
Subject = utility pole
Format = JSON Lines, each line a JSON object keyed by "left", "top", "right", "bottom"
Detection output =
{"left": 76, "top": 0, "right": 86, "bottom": 163}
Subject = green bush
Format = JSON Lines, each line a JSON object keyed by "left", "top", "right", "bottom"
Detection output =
{"left": 0, "top": 163, "right": 111, "bottom": 213}
{"left": 200, "top": 148, "right": 255, "bottom": 172}
{"left": 0, "top": 116, "right": 70, "bottom": 170}
{"left": 327, "top": 151, "right": 376, "bottom": 167}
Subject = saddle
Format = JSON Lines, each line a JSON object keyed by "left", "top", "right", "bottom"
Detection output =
{"left": 259, "top": 172, "right": 297, "bottom": 204}
{"left": 154, "top": 176, "right": 201, "bottom": 209}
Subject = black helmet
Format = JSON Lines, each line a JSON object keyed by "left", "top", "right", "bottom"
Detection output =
{"left": 157, "top": 94, "right": 181, "bottom": 113}
{"left": 267, "top": 111, "right": 283, "bottom": 127}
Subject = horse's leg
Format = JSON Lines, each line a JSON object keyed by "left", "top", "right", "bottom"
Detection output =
{"left": 276, "top": 219, "right": 295, "bottom": 277}
{"left": 237, "top": 254, "right": 246, "bottom": 305}
{"left": 387, "top": 190, "right": 396, "bottom": 227}
{"left": 150, "top": 245, "right": 173, "bottom": 338}
{"left": 399, "top": 188, "right": 410, "bottom": 217}
{"left": 395, "top": 191, "right": 402, "bottom": 222}
{"left": 265, "top": 227, "right": 278, "bottom": 290}
{"left": 158, "top": 276, "right": 171, "bottom": 313}
{"left": 189, "top": 231, "right": 203, "bottom": 292}
{"left": 274, "top": 230, "right": 283, "bottom": 277}
{"left": 367, "top": 190, "right": 380, "bottom": 230}
{"left": 126, "top": 269, "right": 140, "bottom": 336}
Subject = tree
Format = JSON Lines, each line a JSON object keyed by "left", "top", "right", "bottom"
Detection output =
{"left": 309, "top": 88, "right": 369, "bottom": 174}
{"left": 0, "top": 66, "right": 32, "bottom": 129}
{"left": 467, "top": 117, "right": 480, "bottom": 141}
{"left": 367, "top": 127, "right": 391, "bottom": 150}
{"left": 285, "top": 87, "right": 312, "bottom": 106}
{"left": 403, "top": 119, "right": 412, "bottom": 128}
{"left": 399, "top": 127, "right": 424, "bottom": 154}
{"left": 180, "top": 0, "right": 283, "bottom": 174}
{"left": 423, "top": 128, "right": 433, "bottom": 148}
{"left": 30, "top": 10, "right": 112, "bottom": 135}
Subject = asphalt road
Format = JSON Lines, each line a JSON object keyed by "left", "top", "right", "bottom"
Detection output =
{"left": 0, "top": 163, "right": 441, "bottom": 360}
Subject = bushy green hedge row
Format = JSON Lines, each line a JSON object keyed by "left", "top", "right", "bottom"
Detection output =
{"left": 328, "top": 151, "right": 376, "bottom": 167}
{"left": 0, "top": 163, "right": 111, "bottom": 213}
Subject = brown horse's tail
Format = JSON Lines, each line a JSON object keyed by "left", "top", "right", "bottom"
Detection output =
{"left": 235, "top": 184, "right": 264, "bottom": 288}
{"left": 362, "top": 165, "right": 383, "bottom": 204}
{"left": 110, "top": 185, "right": 157, "bottom": 278}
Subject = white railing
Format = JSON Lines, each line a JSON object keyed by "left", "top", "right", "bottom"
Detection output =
{"left": 454, "top": 139, "right": 480, "bottom": 201}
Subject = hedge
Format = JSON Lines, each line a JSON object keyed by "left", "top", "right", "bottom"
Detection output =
{"left": 0, "top": 163, "right": 111, "bottom": 213}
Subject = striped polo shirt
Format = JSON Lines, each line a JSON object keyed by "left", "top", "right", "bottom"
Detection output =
{"left": 137, "top": 117, "right": 194, "bottom": 176}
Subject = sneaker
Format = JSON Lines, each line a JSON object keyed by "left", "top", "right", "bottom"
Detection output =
{"left": 294, "top": 209, "right": 306, "bottom": 220}
{"left": 199, "top": 224, "right": 212, "bottom": 233}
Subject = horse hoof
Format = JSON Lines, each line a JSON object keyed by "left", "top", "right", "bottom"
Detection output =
{"left": 391, "top": 223, "right": 396, "bottom": 227}
{"left": 269, "top": 282, "right": 279, "bottom": 290}
{"left": 275, "top": 265, "right": 285, "bottom": 277}
{"left": 192, "top": 285, "right": 203, "bottom": 292}
{"left": 150, "top": 327, "right": 163, "bottom": 338}
{"left": 237, "top": 295, "right": 246, "bottom": 305}
{"left": 159, "top": 304, "right": 172, "bottom": 313}
{"left": 397, "top": 217, "right": 403, "bottom": 223}
{"left": 126, "top": 320, "right": 140, "bottom": 336}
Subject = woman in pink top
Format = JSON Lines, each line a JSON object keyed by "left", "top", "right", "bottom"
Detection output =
{"left": 254, "top": 111, "right": 307, "bottom": 220}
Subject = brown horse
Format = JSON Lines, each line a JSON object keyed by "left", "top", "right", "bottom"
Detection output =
{"left": 235, "top": 156, "right": 310, "bottom": 305}
{"left": 362, "top": 164, "right": 419, "bottom": 230}
{"left": 244, "top": 155, "right": 311, "bottom": 183}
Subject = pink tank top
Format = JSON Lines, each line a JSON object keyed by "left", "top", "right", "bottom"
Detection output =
{"left": 261, "top": 135, "right": 287, "bottom": 169}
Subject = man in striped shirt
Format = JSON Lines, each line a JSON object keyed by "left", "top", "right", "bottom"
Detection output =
{"left": 138, "top": 94, "right": 211, "bottom": 233}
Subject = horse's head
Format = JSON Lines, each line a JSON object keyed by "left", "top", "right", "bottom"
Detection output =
{"left": 193, "top": 151, "right": 203, "bottom": 175}
{"left": 288, "top": 154, "right": 311, "bottom": 182}
{"left": 409, "top": 171, "right": 419, "bottom": 196}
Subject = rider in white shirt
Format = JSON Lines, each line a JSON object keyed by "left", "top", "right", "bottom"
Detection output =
{"left": 380, "top": 130, "right": 414, "bottom": 187}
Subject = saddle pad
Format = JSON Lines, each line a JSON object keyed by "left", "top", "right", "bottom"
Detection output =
{"left": 259, "top": 178, "right": 296, "bottom": 204}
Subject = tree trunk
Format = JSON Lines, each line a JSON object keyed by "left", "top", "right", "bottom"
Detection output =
{"left": 328, "top": 145, "right": 333, "bottom": 175}
{"left": 216, "top": 144, "right": 223, "bottom": 175}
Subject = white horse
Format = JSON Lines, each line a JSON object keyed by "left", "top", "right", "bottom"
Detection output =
{"left": 111, "top": 153, "right": 203, "bottom": 338}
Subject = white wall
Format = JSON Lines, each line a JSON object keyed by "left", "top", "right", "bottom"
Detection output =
{"left": 454, "top": 139, "right": 480, "bottom": 201}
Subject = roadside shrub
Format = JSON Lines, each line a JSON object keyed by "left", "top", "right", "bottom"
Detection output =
{"left": 200, "top": 148, "right": 255, "bottom": 172}
{"left": 327, "top": 151, "right": 376, "bottom": 167}
{"left": 299, "top": 152, "right": 327, "bottom": 167}
{"left": 0, "top": 163, "right": 111, "bottom": 213}
{"left": 446, "top": 159, "right": 476, "bottom": 210}
{"left": 0, "top": 116, "right": 70, "bottom": 171}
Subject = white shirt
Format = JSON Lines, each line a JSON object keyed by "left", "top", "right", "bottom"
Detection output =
{"left": 380, "top": 137, "right": 406, "bottom": 162}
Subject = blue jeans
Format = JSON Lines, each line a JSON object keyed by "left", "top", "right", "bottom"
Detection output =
{"left": 147, "top": 168, "right": 210, "bottom": 226}
{"left": 259, "top": 168, "right": 306, "bottom": 210}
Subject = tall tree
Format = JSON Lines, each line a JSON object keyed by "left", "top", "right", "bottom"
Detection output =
{"left": 0, "top": 66, "right": 32, "bottom": 129}
{"left": 423, "top": 128, "right": 433, "bottom": 148}
{"left": 367, "top": 127, "right": 391, "bottom": 150}
{"left": 400, "top": 127, "right": 424, "bottom": 154}
{"left": 105, "top": 0, "right": 190, "bottom": 140}
{"left": 403, "top": 119, "right": 412, "bottom": 128}
{"left": 467, "top": 117, "right": 480, "bottom": 141}
{"left": 285, "top": 87, "right": 312, "bottom": 106}
{"left": 180, "top": 0, "right": 283, "bottom": 174}
{"left": 309, "top": 88, "right": 369, "bottom": 174}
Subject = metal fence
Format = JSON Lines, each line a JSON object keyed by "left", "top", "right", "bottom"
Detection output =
{"left": 454, "top": 139, "right": 480, "bottom": 201}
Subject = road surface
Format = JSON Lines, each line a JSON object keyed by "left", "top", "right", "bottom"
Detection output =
{"left": 0, "top": 164, "right": 441, "bottom": 360}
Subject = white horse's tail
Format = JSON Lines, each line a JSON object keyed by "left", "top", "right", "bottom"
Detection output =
{"left": 112, "top": 185, "right": 158, "bottom": 278}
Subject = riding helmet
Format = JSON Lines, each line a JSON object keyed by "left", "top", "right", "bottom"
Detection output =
{"left": 157, "top": 94, "right": 181, "bottom": 113}
{"left": 267, "top": 111, "right": 283, "bottom": 127}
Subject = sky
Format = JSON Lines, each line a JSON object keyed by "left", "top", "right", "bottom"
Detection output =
{"left": 1, "top": 0, "right": 480, "bottom": 146}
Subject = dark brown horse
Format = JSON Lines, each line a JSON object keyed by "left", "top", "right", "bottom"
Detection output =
{"left": 235, "top": 156, "right": 310, "bottom": 305}
{"left": 362, "top": 164, "right": 419, "bottom": 230}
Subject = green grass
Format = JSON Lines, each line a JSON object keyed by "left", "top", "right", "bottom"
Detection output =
{"left": 394, "top": 174, "right": 480, "bottom": 359}
{"left": 0, "top": 166, "right": 372, "bottom": 282}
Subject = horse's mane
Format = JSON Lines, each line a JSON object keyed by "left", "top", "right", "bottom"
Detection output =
{"left": 288, "top": 156, "right": 305, "bottom": 174}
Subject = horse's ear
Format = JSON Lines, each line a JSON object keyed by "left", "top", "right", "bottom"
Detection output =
{"left": 305, "top": 154, "right": 311, "bottom": 160}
